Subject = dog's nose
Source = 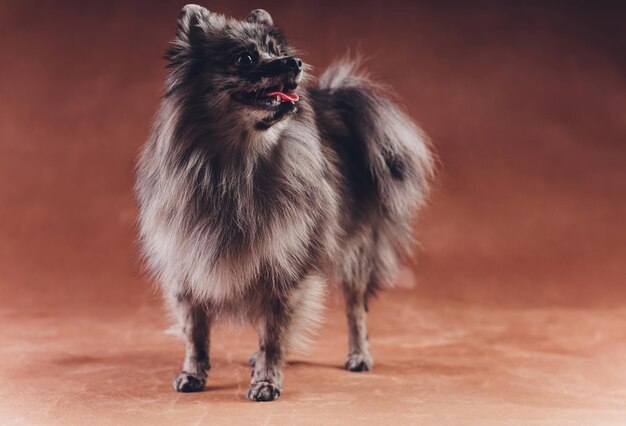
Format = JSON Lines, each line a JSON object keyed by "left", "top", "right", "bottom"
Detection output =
{"left": 281, "top": 57, "right": 303, "bottom": 72}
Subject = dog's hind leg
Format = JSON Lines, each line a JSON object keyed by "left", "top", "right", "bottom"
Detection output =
{"left": 342, "top": 280, "right": 374, "bottom": 372}
{"left": 170, "top": 294, "right": 211, "bottom": 392}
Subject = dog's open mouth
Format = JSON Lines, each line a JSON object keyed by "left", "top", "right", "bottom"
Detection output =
{"left": 234, "top": 84, "right": 299, "bottom": 109}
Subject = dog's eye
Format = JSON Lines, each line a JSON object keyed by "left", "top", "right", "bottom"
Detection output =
{"left": 236, "top": 52, "right": 255, "bottom": 66}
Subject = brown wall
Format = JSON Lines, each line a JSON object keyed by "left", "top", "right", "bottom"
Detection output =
{"left": 1, "top": 0, "right": 625, "bottom": 310}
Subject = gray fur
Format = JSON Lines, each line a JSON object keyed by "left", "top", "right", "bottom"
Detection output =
{"left": 135, "top": 5, "right": 433, "bottom": 401}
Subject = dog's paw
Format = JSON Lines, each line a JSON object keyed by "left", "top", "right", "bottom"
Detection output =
{"left": 173, "top": 372, "right": 206, "bottom": 392}
{"left": 344, "top": 352, "right": 373, "bottom": 372}
{"left": 247, "top": 381, "right": 281, "bottom": 402}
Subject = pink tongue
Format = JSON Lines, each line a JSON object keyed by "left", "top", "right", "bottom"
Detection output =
{"left": 266, "top": 91, "right": 299, "bottom": 102}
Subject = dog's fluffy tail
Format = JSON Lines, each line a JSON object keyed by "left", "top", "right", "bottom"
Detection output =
{"left": 314, "top": 59, "right": 434, "bottom": 226}
{"left": 316, "top": 60, "right": 434, "bottom": 211}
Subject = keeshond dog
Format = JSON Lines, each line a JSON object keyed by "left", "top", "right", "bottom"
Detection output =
{"left": 135, "top": 5, "right": 433, "bottom": 401}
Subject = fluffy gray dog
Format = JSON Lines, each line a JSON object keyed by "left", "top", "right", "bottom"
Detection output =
{"left": 135, "top": 5, "right": 433, "bottom": 401}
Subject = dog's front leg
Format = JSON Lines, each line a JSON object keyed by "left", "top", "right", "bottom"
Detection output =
{"left": 171, "top": 295, "right": 211, "bottom": 392}
{"left": 247, "top": 297, "right": 289, "bottom": 402}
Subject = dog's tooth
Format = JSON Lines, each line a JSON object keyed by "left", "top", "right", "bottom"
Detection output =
{"left": 276, "top": 95, "right": 280, "bottom": 102}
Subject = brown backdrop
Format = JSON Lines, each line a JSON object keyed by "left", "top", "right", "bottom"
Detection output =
{"left": 1, "top": 0, "right": 624, "bottom": 309}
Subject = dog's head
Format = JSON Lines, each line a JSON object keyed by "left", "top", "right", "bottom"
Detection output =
{"left": 165, "top": 5, "right": 305, "bottom": 132}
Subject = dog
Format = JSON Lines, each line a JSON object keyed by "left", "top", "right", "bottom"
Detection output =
{"left": 135, "top": 5, "right": 433, "bottom": 401}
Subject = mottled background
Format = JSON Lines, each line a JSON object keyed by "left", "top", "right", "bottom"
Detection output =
{"left": 1, "top": 1, "right": 626, "bottom": 424}
{"left": 2, "top": 0, "right": 625, "bottom": 309}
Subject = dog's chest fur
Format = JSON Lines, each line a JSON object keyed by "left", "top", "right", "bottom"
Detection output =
{"left": 137, "top": 107, "right": 337, "bottom": 305}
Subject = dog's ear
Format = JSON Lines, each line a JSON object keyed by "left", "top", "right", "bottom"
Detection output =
{"left": 175, "top": 4, "right": 213, "bottom": 46}
{"left": 246, "top": 9, "right": 273, "bottom": 26}
{"left": 166, "top": 4, "right": 214, "bottom": 65}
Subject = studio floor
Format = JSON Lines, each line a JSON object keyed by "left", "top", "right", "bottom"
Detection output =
{"left": 2, "top": 290, "right": 626, "bottom": 425}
